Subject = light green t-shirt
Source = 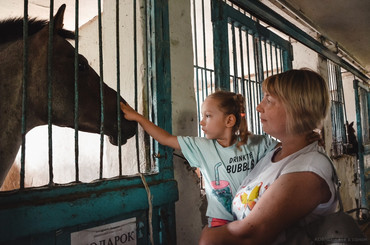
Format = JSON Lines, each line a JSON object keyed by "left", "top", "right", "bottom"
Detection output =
{"left": 178, "top": 134, "right": 278, "bottom": 221}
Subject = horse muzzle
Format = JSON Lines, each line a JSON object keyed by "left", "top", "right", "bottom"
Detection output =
{"left": 108, "top": 119, "right": 137, "bottom": 146}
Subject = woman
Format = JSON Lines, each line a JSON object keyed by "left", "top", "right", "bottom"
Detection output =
{"left": 199, "top": 69, "right": 338, "bottom": 244}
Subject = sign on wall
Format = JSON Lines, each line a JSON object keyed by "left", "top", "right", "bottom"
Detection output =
{"left": 71, "top": 217, "right": 137, "bottom": 245}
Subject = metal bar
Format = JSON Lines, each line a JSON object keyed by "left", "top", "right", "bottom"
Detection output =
{"left": 97, "top": 0, "right": 105, "bottom": 179}
{"left": 274, "top": 45, "right": 279, "bottom": 74}
{"left": 74, "top": 0, "right": 80, "bottom": 182}
{"left": 201, "top": 0, "right": 209, "bottom": 96}
{"left": 231, "top": 22, "right": 238, "bottom": 92}
{"left": 115, "top": 0, "right": 122, "bottom": 175}
{"left": 264, "top": 40, "right": 269, "bottom": 78}
{"left": 151, "top": 0, "right": 173, "bottom": 173}
{"left": 211, "top": 0, "right": 230, "bottom": 90}
{"left": 328, "top": 62, "right": 338, "bottom": 142}
{"left": 256, "top": 34, "right": 263, "bottom": 133}
{"left": 256, "top": 35, "right": 264, "bottom": 82}
{"left": 238, "top": 27, "right": 245, "bottom": 95}
{"left": 279, "top": 47, "right": 283, "bottom": 71}
{"left": 353, "top": 79, "right": 368, "bottom": 211}
{"left": 245, "top": 31, "right": 254, "bottom": 133}
{"left": 270, "top": 42, "right": 274, "bottom": 75}
{"left": 147, "top": 0, "right": 156, "bottom": 170}
{"left": 335, "top": 65, "right": 347, "bottom": 143}
{"left": 134, "top": 0, "right": 141, "bottom": 173}
{"left": 191, "top": 0, "right": 202, "bottom": 136}
{"left": 47, "top": 0, "right": 55, "bottom": 186}
{"left": 20, "top": 0, "right": 29, "bottom": 189}
{"left": 252, "top": 34, "right": 261, "bottom": 134}
{"left": 282, "top": 48, "right": 292, "bottom": 71}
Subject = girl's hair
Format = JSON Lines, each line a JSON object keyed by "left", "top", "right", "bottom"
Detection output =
{"left": 208, "top": 90, "right": 251, "bottom": 148}
{"left": 262, "top": 68, "right": 330, "bottom": 134}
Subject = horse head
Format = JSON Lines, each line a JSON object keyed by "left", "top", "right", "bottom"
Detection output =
{"left": 27, "top": 4, "right": 137, "bottom": 145}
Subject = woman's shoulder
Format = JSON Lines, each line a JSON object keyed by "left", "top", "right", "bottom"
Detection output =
{"left": 283, "top": 143, "right": 333, "bottom": 175}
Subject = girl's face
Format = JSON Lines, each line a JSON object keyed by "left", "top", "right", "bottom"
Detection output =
{"left": 256, "top": 91, "right": 287, "bottom": 139}
{"left": 200, "top": 98, "right": 230, "bottom": 140}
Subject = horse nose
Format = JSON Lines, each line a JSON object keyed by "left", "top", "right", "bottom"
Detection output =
{"left": 122, "top": 119, "right": 137, "bottom": 140}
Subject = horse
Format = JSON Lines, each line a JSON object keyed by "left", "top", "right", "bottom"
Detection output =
{"left": 345, "top": 121, "right": 359, "bottom": 158}
{"left": 0, "top": 4, "right": 137, "bottom": 187}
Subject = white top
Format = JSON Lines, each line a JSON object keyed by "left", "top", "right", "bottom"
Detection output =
{"left": 232, "top": 142, "right": 338, "bottom": 243}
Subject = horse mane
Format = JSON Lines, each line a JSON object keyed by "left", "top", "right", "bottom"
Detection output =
{"left": 0, "top": 17, "right": 75, "bottom": 44}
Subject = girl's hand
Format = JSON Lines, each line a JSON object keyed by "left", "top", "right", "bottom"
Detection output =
{"left": 120, "top": 102, "right": 140, "bottom": 121}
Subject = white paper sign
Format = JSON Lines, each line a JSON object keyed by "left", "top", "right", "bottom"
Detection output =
{"left": 71, "top": 217, "right": 137, "bottom": 245}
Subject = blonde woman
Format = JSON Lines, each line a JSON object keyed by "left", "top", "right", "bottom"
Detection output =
{"left": 199, "top": 69, "right": 338, "bottom": 244}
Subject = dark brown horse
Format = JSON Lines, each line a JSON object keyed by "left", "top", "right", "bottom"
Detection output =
{"left": 0, "top": 5, "right": 137, "bottom": 187}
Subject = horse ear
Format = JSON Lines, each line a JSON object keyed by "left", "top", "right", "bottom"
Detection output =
{"left": 53, "top": 4, "right": 66, "bottom": 31}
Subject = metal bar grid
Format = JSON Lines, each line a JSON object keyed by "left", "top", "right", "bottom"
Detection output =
{"left": 227, "top": 21, "right": 288, "bottom": 135}
{"left": 14, "top": 0, "right": 157, "bottom": 190}
{"left": 327, "top": 60, "right": 347, "bottom": 157}
{"left": 192, "top": 0, "right": 293, "bottom": 138}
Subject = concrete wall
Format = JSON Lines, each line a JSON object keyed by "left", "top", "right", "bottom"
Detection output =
{"left": 168, "top": 1, "right": 204, "bottom": 244}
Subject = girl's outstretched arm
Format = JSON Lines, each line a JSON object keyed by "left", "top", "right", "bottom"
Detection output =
{"left": 120, "top": 102, "right": 181, "bottom": 150}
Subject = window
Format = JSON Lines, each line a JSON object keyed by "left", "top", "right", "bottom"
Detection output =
{"left": 327, "top": 60, "right": 347, "bottom": 158}
{"left": 191, "top": 0, "right": 292, "bottom": 137}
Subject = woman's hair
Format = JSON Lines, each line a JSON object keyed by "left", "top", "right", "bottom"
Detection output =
{"left": 262, "top": 68, "right": 330, "bottom": 134}
{"left": 208, "top": 90, "right": 251, "bottom": 148}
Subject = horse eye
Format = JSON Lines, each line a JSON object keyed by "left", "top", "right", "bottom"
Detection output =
{"left": 78, "top": 62, "right": 88, "bottom": 71}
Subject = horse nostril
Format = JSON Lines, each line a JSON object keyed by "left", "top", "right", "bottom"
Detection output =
{"left": 78, "top": 62, "right": 87, "bottom": 71}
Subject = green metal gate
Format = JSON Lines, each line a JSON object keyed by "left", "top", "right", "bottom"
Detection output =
{"left": 211, "top": 0, "right": 293, "bottom": 135}
{"left": 353, "top": 80, "right": 370, "bottom": 213}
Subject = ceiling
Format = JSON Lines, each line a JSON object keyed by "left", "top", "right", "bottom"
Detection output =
{"left": 268, "top": 0, "right": 370, "bottom": 80}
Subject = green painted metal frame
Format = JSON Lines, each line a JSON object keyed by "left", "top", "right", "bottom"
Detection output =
{"left": 211, "top": 0, "right": 292, "bottom": 90}
{"left": 0, "top": 0, "right": 177, "bottom": 244}
{"left": 353, "top": 80, "right": 369, "bottom": 210}
{"left": 229, "top": 0, "right": 369, "bottom": 82}
{"left": 0, "top": 177, "right": 178, "bottom": 244}
{"left": 328, "top": 61, "right": 347, "bottom": 149}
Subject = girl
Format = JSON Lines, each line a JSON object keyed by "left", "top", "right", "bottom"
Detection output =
{"left": 199, "top": 69, "right": 337, "bottom": 244}
{"left": 120, "top": 90, "right": 278, "bottom": 227}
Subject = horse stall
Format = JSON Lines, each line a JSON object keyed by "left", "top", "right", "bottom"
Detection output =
{"left": 1, "top": 0, "right": 370, "bottom": 244}
{"left": 0, "top": 0, "right": 177, "bottom": 244}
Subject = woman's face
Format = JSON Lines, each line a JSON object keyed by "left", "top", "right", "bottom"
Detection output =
{"left": 200, "top": 98, "right": 229, "bottom": 140}
{"left": 256, "top": 91, "right": 287, "bottom": 138}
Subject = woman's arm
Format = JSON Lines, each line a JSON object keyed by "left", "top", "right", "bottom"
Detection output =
{"left": 199, "top": 171, "right": 331, "bottom": 245}
{"left": 120, "top": 102, "right": 181, "bottom": 150}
